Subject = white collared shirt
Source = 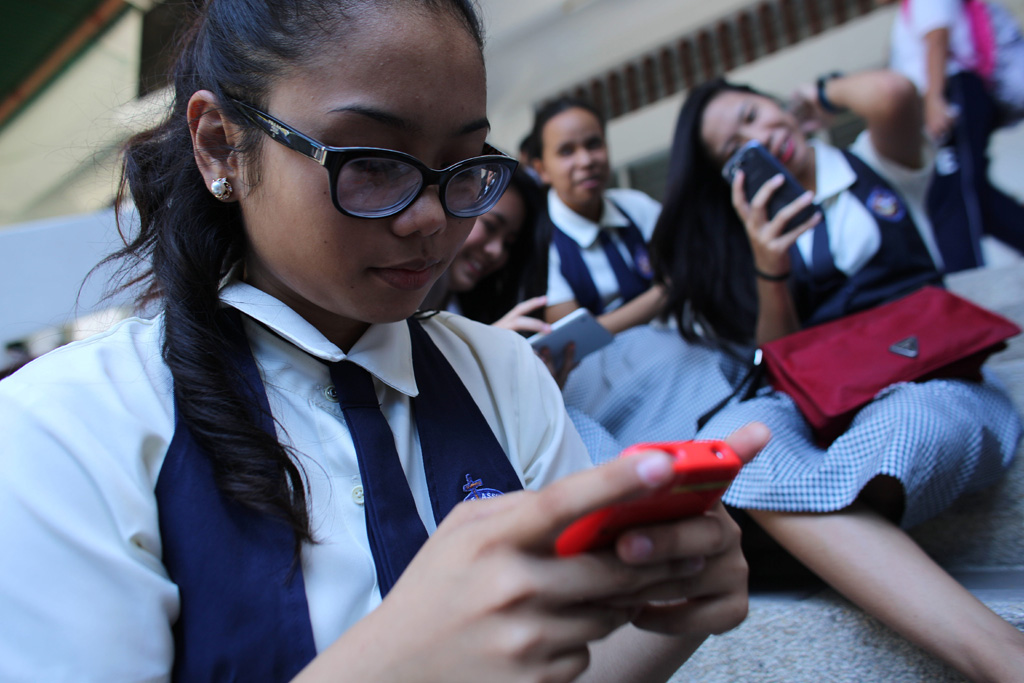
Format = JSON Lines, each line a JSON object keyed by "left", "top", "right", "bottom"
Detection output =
{"left": 0, "top": 282, "right": 590, "bottom": 681}
{"left": 545, "top": 187, "right": 662, "bottom": 309}
{"left": 889, "top": 0, "right": 978, "bottom": 92}
{"left": 794, "top": 133, "right": 943, "bottom": 275}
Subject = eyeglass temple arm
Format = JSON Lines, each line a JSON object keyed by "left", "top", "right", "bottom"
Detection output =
{"left": 231, "top": 99, "right": 327, "bottom": 164}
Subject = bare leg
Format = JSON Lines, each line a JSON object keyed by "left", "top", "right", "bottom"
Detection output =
{"left": 748, "top": 504, "right": 1024, "bottom": 683}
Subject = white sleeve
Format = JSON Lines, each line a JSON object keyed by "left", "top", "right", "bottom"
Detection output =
{"left": 511, "top": 331, "right": 594, "bottom": 487}
{"left": 0, "top": 347, "right": 177, "bottom": 682}
{"left": 907, "top": 0, "right": 960, "bottom": 36}
{"left": 545, "top": 242, "right": 578, "bottom": 307}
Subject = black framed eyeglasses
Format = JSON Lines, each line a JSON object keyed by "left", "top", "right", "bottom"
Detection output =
{"left": 231, "top": 99, "right": 518, "bottom": 219}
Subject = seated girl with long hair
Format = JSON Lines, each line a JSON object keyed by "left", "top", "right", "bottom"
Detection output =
{"left": 649, "top": 69, "right": 1024, "bottom": 681}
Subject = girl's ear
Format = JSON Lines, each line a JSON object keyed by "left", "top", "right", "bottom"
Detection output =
{"left": 187, "top": 90, "right": 244, "bottom": 199}
{"left": 531, "top": 157, "right": 550, "bottom": 187}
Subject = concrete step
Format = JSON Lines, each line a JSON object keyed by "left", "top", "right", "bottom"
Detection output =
{"left": 672, "top": 575, "right": 1024, "bottom": 683}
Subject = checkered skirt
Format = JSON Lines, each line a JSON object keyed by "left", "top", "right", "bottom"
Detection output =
{"left": 563, "top": 324, "right": 747, "bottom": 460}
{"left": 564, "top": 326, "right": 1022, "bottom": 529}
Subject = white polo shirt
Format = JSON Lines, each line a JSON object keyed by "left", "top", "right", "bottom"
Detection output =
{"left": 545, "top": 187, "right": 662, "bottom": 310}
{"left": 0, "top": 281, "right": 590, "bottom": 681}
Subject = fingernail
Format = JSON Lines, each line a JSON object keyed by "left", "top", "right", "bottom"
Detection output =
{"left": 621, "top": 533, "right": 654, "bottom": 560}
{"left": 635, "top": 454, "right": 672, "bottom": 486}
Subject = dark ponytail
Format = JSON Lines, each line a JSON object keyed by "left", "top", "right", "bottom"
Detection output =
{"left": 104, "top": 0, "right": 485, "bottom": 548}
{"left": 650, "top": 78, "right": 763, "bottom": 346}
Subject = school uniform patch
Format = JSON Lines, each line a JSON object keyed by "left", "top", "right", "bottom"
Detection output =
{"left": 635, "top": 250, "right": 654, "bottom": 278}
{"left": 462, "top": 473, "right": 504, "bottom": 500}
{"left": 867, "top": 187, "right": 906, "bottom": 222}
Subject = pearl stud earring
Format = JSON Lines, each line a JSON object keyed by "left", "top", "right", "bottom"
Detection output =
{"left": 211, "top": 177, "right": 233, "bottom": 201}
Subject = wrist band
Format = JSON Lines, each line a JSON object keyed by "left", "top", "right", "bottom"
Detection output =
{"left": 755, "top": 267, "right": 791, "bottom": 282}
{"left": 817, "top": 71, "right": 846, "bottom": 114}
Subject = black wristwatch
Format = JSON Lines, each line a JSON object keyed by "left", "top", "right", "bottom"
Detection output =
{"left": 816, "top": 71, "right": 846, "bottom": 114}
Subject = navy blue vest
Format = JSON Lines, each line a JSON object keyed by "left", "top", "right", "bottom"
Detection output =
{"left": 789, "top": 150, "right": 943, "bottom": 326}
{"left": 155, "top": 312, "right": 523, "bottom": 681}
{"left": 548, "top": 199, "right": 653, "bottom": 315}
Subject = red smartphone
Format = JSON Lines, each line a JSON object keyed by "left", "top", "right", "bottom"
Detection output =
{"left": 721, "top": 140, "right": 818, "bottom": 233}
{"left": 554, "top": 440, "right": 742, "bottom": 556}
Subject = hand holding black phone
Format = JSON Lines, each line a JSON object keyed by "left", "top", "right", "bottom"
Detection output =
{"left": 721, "top": 140, "right": 819, "bottom": 233}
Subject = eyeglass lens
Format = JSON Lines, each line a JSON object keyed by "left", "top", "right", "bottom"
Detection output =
{"left": 336, "top": 156, "right": 510, "bottom": 218}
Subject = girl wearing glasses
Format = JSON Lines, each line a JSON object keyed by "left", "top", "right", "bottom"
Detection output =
{"left": 0, "top": 1, "right": 764, "bottom": 681}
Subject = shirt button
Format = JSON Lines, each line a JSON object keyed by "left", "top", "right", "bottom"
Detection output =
{"left": 324, "top": 385, "right": 339, "bottom": 403}
{"left": 352, "top": 485, "right": 365, "bottom": 505}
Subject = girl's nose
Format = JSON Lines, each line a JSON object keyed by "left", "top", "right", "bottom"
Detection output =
{"left": 484, "top": 237, "right": 505, "bottom": 260}
{"left": 390, "top": 186, "right": 446, "bottom": 237}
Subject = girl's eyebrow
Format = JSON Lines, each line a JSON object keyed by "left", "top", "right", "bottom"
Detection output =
{"left": 329, "top": 103, "right": 490, "bottom": 137}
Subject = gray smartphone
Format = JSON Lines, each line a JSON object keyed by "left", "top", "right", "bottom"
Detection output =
{"left": 721, "top": 140, "right": 818, "bottom": 233}
{"left": 528, "top": 308, "right": 613, "bottom": 371}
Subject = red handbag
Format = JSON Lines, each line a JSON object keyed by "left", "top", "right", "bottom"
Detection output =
{"left": 760, "top": 286, "right": 1021, "bottom": 445}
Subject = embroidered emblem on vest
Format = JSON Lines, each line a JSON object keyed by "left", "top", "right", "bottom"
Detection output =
{"left": 889, "top": 336, "right": 919, "bottom": 359}
{"left": 867, "top": 187, "right": 906, "bottom": 222}
{"left": 635, "top": 251, "right": 654, "bottom": 279}
{"left": 463, "top": 473, "right": 504, "bottom": 500}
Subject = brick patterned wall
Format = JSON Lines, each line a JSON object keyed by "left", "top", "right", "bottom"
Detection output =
{"left": 544, "top": 0, "right": 883, "bottom": 121}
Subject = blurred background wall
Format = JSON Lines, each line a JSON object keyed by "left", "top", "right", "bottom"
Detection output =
{"left": 2, "top": 0, "right": 1022, "bottom": 360}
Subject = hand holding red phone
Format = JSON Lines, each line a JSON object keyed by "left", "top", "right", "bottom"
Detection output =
{"left": 551, "top": 424, "right": 769, "bottom": 639}
{"left": 555, "top": 440, "right": 744, "bottom": 556}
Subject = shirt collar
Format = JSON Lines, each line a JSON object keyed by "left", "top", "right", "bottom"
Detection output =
{"left": 546, "top": 189, "right": 631, "bottom": 248}
{"left": 220, "top": 280, "right": 419, "bottom": 397}
{"left": 811, "top": 139, "right": 856, "bottom": 203}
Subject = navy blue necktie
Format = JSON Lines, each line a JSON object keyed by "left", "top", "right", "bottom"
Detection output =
{"left": 810, "top": 218, "right": 843, "bottom": 285}
{"left": 328, "top": 361, "right": 429, "bottom": 597}
{"left": 598, "top": 229, "right": 648, "bottom": 305}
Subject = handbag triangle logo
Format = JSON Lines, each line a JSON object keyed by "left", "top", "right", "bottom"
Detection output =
{"left": 889, "top": 336, "right": 919, "bottom": 359}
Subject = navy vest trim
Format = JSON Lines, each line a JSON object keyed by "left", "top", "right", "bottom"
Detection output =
{"left": 549, "top": 199, "right": 652, "bottom": 315}
{"left": 788, "top": 150, "right": 943, "bottom": 326}
{"left": 156, "top": 309, "right": 317, "bottom": 683}
{"left": 406, "top": 319, "right": 524, "bottom": 525}
{"left": 155, "top": 310, "right": 522, "bottom": 681}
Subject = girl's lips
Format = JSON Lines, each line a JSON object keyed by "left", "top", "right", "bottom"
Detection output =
{"left": 372, "top": 261, "right": 439, "bottom": 291}
{"left": 777, "top": 137, "right": 795, "bottom": 165}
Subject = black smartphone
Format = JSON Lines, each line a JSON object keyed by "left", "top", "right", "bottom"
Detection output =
{"left": 721, "top": 140, "right": 818, "bottom": 233}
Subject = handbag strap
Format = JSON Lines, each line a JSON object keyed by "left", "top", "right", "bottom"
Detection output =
{"left": 696, "top": 349, "right": 765, "bottom": 431}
